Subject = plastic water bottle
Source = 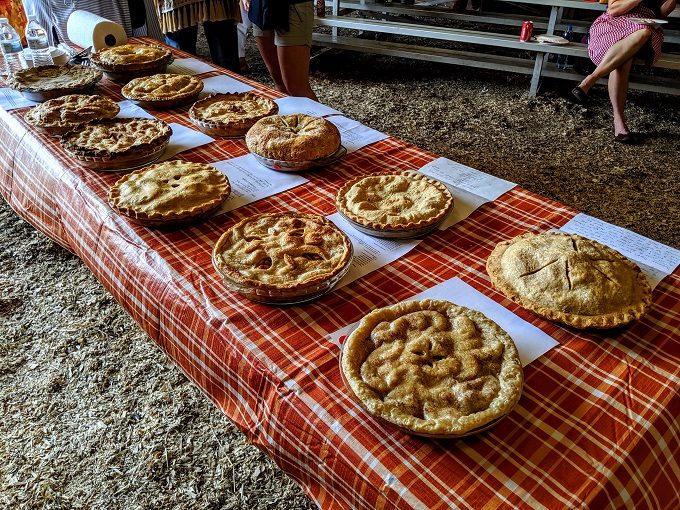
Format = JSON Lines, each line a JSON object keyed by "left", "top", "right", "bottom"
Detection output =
{"left": 556, "top": 25, "right": 574, "bottom": 70}
{"left": 0, "top": 17, "right": 27, "bottom": 76}
{"left": 25, "top": 14, "right": 53, "bottom": 67}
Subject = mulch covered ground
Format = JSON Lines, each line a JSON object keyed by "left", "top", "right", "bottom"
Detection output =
{"left": 1, "top": 27, "right": 678, "bottom": 509}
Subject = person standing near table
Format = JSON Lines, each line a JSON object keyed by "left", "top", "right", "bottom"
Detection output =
{"left": 155, "top": 0, "right": 241, "bottom": 73}
{"left": 249, "top": 0, "right": 317, "bottom": 100}
{"left": 571, "top": 0, "right": 677, "bottom": 144}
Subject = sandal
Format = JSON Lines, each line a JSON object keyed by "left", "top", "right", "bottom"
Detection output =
{"left": 571, "top": 86, "right": 589, "bottom": 105}
{"left": 614, "top": 132, "right": 641, "bottom": 145}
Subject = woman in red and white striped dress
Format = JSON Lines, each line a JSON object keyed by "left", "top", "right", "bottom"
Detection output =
{"left": 572, "top": 0, "right": 677, "bottom": 143}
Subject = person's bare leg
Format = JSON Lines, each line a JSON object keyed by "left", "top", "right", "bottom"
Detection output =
{"left": 255, "top": 35, "right": 287, "bottom": 93}
{"left": 578, "top": 28, "right": 651, "bottom": 93}
{"left": 277, "top": 44, "right": 317, "bottom": 100}
{"left": 608, "top": 59, "right": 633, "bottom": 136}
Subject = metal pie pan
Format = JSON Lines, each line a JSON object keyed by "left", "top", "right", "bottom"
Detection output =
{"left": 337, "top": 209, "right": 446, "bottom": 239}
{"left": 66, "top": 141, "right": 168, "bottom": 172}
{"left": 20, "top": 83, "right": 97, "bottom": 103}
{"left": 251, "top": 145, "right": 347, "bottom": 172}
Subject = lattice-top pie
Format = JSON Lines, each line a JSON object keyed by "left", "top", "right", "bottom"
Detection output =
{"left": 487, "top": 232, "right": 652, "bottom": 329}
{"left": 24, "top": 94, "right": 120, "bottom": 134}
{"left": 336, "top": 171, "right": 453, "bottom": 233}
{"left": 245, "top": 114, "right": 341, "bottom": 161}
{"left": 189, "top": 92, "right": 278, "bottom": 137}
{"left": 341, "top": 299, "right": 523, "bottom": 436}
{"left": 121, "top": 73, "right": 203, "bottom": 107}
{"left": 108, "top": 160, "right": 230, "bottom": 225}
{"left": 91, "top": 44, "right": 173, "bottom": 71}
{"left": 213, "top": 212, "right": 352, "bottom": 302}
{"left": 7, "top": 64, "right": 102, "bottom": 95}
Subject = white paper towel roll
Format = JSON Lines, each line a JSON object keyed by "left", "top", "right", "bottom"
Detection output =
{"left": 66, "top": 10, "right": 128, "bottom": 51}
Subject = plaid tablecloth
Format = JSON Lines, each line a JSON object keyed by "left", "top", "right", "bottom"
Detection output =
{"left": 2, "top": 40, "right": 679, "bottom": 509}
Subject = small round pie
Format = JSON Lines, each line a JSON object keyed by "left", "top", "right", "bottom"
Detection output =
{"left": 24, "top": 94, "right": 120, "bottom": 135}
{"left": 336, "top": 171, "right": 453, "bottom": 237}
{"left": 108, "top": 160, "right": 231, "bottom": 226}
{"left": 61, "top": 118, "right": 172, "bottom": 170}
{"left": 341, "top": 299, "right": 523, "bottom": 437}
{"left": 486, "top": 232, "right": 653, "bottom": 329}
{"left": 7, "top": 64, "right": 103, "bottom": 101}
{"left": 245, "top": 114, "right": 341, "bottom": 161}
{"left": 122, "top": 73, "right": 204, "bottom": 109}
{"left": 213, "top": 212, "right": 353, "bottom": 303}
{"left": 189, "top": 92, "right": 279, "bottom": 137}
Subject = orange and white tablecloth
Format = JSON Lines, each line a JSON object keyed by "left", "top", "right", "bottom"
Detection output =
{"left": 1, "top": 40, "right": 679, "bottom": 509}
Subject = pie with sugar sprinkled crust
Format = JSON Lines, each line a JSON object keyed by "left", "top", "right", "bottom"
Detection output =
{"left": 91, "top": 44, "right": 173, "bottom": 72}
{"left": 189, "top": 92, "right": 279, "bottom": 137}
{"left": 24, "top": 94, "right": 119, "bottom": 135}
{"left": 121, "top": 73, "right": 204, "bottom": 108}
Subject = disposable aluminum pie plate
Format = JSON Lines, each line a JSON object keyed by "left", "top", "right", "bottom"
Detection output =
{"left": 336, "top": 209, "right": 449, "bottom": 239}
{"left": 20, "top": 83, "right": 97, "bottom": 103}
{"left": 64, "top": 141, "right": 169, "bottom": 172}
{"left": 212, "top": 245, "right": 353, "bottom": 305}
{"left": 338, "top": 339, "right": 514, "bottom": 439}
{"left": 250, "top": 145, "right": 348, "bottom": 172}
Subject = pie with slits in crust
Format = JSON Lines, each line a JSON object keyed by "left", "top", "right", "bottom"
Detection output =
{"left": 212, "top": 212, "right": 353, "bottom": 303}
{"left": 336, "top": 171, "right": 453, "bottom": 235}
{"left": 189, "top": 92, "right": 279, "bottom": 137}
{"left": 340, "top": 299, "right": 523, "bottom": 437}
{"left": 121, "top": 73, "right": 204, "bottom": 108}
{"left": 486, "top": 232, "right": 652, "bottom": 329}
{"left": 91, "top": 44, "right": 173, "bottom": 72}
{"left": 245, "top": 114, "right": 341, "bottom": 161}
{"left": 24, "top": 94, "right": 119, "bottom": 135}
{"left": 108, "top": 160, "right": 231, "bottom": 226}
{"left": 7, "top": 64, "right": 102, "bottom": 100}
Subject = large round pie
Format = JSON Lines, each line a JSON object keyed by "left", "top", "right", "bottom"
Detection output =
{"left": 91, "top": 44, "right": 173, "bottom": 71}
{"left": 245, "top": 114, "right": 341, "bottom": 161}
{"left": 189, "top": 92, "right": 279, "bottom": 137}
{"left": 61, "top": 118, "right": 172, "bottom": 170}
{"left": 341, "top": 299, "right": 523, "bottom": 437}
{"left": 7, "top": 64, "right": 102, "bottom": 101}
{"left": 336, "top": 171, "right": 453, "bottom": 236}
{"left": 486, "top": 232, "right": 652, "bottom": 329}
{"left": 108, "top": 160, "right": 230, "bottom": 226}
{"left": 24, "top": 94, "right": 120, "bottom": 135}
{"left": 213, "top": 212, "right": 353, "bottom": 303}
{"left": 121, "top": 73, "right": 203, "bottom": 108}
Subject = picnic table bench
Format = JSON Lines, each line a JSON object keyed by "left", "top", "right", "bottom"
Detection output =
{"left": 314, "top": 0, "right": 680, "bottom": 95}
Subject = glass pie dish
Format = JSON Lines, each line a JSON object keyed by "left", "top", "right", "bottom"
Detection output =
{"left": 250, "top": 144, "right": 347, "bottom": 172}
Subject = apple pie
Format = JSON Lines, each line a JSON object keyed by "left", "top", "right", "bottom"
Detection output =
{"left": 486, "top": 232, "right": 652, "bottom": 329}
{"left": 121, "top": 73, "right": 203, "bottom": 108}
{"left": 189, "top": 92, "right": 278, "bottom": 137}
{"left": 245, "top": 114, "right": 341, "bottom": 161}
{"left": 336, "top": 171, "right": 453, "bottom": 237}
{"left": 213, "top": 212, "right": 353, "bottom": 303}
{"left": 61, "top": 118, "right": 172, "bottom": 170}
{"left": 7, "top": 64, "right": 102, "bottom": 101}
{"left": 341, "top": 299, "right": 523, "bottom": 437}
{"left": 24, "top": 94, "right": 120, "bottom": 135}
{"left": 91, "top": 44, "right": 173, "bottom": 71}
{"left": 108, "top": 160, "right": 230, "bottom": 226}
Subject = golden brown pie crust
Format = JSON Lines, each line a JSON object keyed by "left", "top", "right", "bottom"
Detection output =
{"left": 91, "top": 44, "right": 173, "bottom": 72}
{"left": 7, "top": 64, "right": 102, "bottom": 93}
{"left": 108, "top": 160, "right": 230, "bottom": 225}
{"left": 189, "top": 92, "right": 279, "bottom": 137}
{"left": 24, "top": 94, "right": 120, "bottom": 134}
{"left": 341, "top": 299, "right": 523, "bottom": 436}
{"left": 121, "top": 73, "right": 203, "bottom": 107}
{"left": 213, "top": 212, "right": 352, "bottom": 293}
{"left": 336, "top": 171, "right": 454, "bottom": 232}
{"left": 486, "top": 232, "right": 652, "bottom": 329}
{"left": 245, "top": 114, "right": 341, "bottom": 161}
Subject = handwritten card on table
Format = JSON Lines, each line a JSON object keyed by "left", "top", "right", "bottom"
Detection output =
{"left": 0, "top": 88, "right": 36, "bottom": 110}
{"left": 201, "top": 75, "right": 254, "bottom": 95}
{"left": 327, "top": 212, "right": 422, "bottom": 289}
{"left": 275, "top": 96, "right": 342, "bottom": 117}
{"left": 116, "top": 100, "right": 156, "bottom": 119}
{"left": 212, "top": 154, "right": 309, "bottom": 214}
{"left": 560, "top": 213, "right": 680, "bottom": 288}
{"left": 419, "top": 157, "right": 516, "bottom": 229}
{"left": 167, "top": 57, "right": 215, "bottom": 75}
{"left": 328, "top": 277, "right": 559, "bottom": 367}
{"left": 159, "top": 123, "right": 214, "bottom": 161}
{"left": 326, "top": 115, "right": 389, "bottom": 153}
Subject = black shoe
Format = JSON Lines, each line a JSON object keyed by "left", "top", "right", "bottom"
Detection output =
{"left": 571, "top": 85, "right": 589, "bottom": 105}
{"left": 614, "top": 132, "right": 641, "bottom": 145}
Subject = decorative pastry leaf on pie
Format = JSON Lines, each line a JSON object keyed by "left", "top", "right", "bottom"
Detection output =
{"left": 121, "top": 73, "right": 203, "bottom": 106}
{"left": 245, "top": 114, "right": 341, "bottom": 161}
{"left": 189, "top": 92, "right": 278, "bottom": 137}
{"left": 7, "top": 64, "right": 102, "bottom": 92}
{"left": 213, "top": 212, "right": 352, "bottom": 298}
{"left": 341, "top": 299, "right": 523, "bottom": 436}
{"left": 486, "top": 232, "right": 652, "bottom": 329}
{"left": 336, "top": 171, "right": 453, "bottom": 232}
{"left": 24, "top": 94, "right": 120, "bottom": 134}
{"left": 108, "top": 160, "right": 230, "bottom": 225}
{"left": 91, "top": 44, "right": 173, "bottom": 71}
